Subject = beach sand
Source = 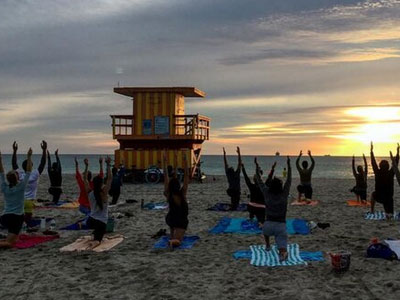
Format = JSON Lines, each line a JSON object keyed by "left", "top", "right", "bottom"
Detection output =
{"left": 1, "top": 175, "right": 400, "bottom": 300}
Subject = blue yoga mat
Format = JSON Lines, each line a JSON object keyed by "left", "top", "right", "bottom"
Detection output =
{"left": 60, "top": 219, "right": 89, "bottom": 230}
{"left": 153, "top": 235, "right": 200, "bottom": 249}
{"left": 233, "top": 249, "right": 324, "bottom": 262}
{"left": 210, "top": 217, "right": 310, "bottom": 235}
{"left": 207, "top": 203, "right": 248, "bottom": 212}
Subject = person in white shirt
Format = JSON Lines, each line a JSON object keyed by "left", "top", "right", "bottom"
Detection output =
{"left": 12, "top": 141, "right": 47, "bottom": 223}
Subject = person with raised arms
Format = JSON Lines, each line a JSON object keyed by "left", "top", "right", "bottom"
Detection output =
{"left": 47, "top": 149, "right": 62, "bottom": 204}
{"left": 0, "top": 147, "right": 32, "bottom": 248}
{"left": 296, "top": 150, "right": 315, "bottom": 202}
{"left": 223, "top": 146, "right": 242, "bottom": 210}
{"left": 370, "top": 142, "right": 399, "bottom": 218}
{"left": 84, "top": 156, "right": 112, "bottom": 247}
{"left": 255, "top": 156, "right": 292, "bottom": 261}
{"left": 350, "top": 154, "right": 368, "bottom": 204}
{"left": 12, "top": 140, "right": 47, "bottom": 223}
{"left": 75, "top": 157, "right": 104, "bottom": 215}
{"left": 163, "top": 152, "right": 189, "bottom": 248}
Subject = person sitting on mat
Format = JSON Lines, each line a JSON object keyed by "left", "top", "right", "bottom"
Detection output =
{"left": 0, "top": 147, "right": 32, "bottom": 248}
{"left": 84, "top": 156, "right": 112, "bottom": 247}
{"left": 296, "top": 150, "right": 315, "bottom": 202}
{"left": 350, "top": 154, "right": 368, "bottom": 204}
{"left": 109, "top": 163, "right": 125, "bottom": 205}
{"left": 75, "top": 157, "right": 104, "bottom": 215}
{"left": 163, "top": 152, "right": 189, "bottom": 248}
{"left": 255, "top": 156, "right": 292, "bottom": 261}
{"left": 223, "top": 146, "right": 241, "bottom": 210}
{"left": 12, "top": 140, "right": 47, "bottom": 223}
{"left": 47, "top": 149, "right": 62, "bottom": 204}
{"left": 370, "top": 142, "right": 399, "bottom": 218}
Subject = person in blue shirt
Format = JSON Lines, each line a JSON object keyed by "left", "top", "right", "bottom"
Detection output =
{"left": 0, "top": 147, "right": 33, "bottom": 248}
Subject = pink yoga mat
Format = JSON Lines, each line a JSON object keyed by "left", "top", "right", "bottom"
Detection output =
{"left": 14, "top": 234, "right": 59, "bottom": 249}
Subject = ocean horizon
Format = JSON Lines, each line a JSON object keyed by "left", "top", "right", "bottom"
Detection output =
{"left": 1, "top": 154, "right": 388, "bottom": 179}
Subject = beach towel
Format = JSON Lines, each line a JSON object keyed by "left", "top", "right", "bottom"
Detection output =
{"left": 364, "top": 212, "right": 400, "bottom": 220}
{"left": 291, "top": 200, "right": 319, "bottom": 206}
{"left": 143, "top": 202, "right": 168, "bottom": 210}
{"left": 209, "top": 217, "right": 310, "bottom": 235}
{"left": 384, "top": 240, "right": 400, "bottom": 259}
{"left": 347, "top": 200, "right": 371, "bottom": 207}
{"left": 14, "top": 234, "right": 59, "bottom": 249}
{"left": 35, "top": 201, "right": 79, "bottom": 209}
{"left": 207, "top": 203, "right": 248, "bottom": 212}
{"left": 60, "top": 235, "right": 124, "bottom": 252}
{"left": 153, "top": 235, "right": 200, "bottom": 250}
{"left": 233, "top": 249, "right": 324, "bottom": 262}
{"left": 250, "top": 244, "right": 307, "bottom": 267}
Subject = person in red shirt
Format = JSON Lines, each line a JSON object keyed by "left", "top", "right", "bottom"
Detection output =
{"left": 75, "top": 157, "right": 103, "bottom": 215}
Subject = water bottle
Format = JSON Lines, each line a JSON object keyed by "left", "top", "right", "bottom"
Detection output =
{"left": 40, "top": 217, "right": 46, "bottom": 231}
{"left": 50, "top": 219, "right": 56, "bottom": 231}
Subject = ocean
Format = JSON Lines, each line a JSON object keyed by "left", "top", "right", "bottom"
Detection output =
{"left": 0, "top": 154, "right": 386, "bottom": 179}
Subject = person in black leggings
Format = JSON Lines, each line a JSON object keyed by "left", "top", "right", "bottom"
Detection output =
{"left": 47, "top": 149, "right": 62, "bottom": 204}
{"left": 370, "top": 142, "right": 399, "bottom": 217}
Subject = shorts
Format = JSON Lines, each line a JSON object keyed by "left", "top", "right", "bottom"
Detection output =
{"left": 24, "top": 199, "right": 35, "bottom": 214}
{"left": 372, "top": 191, "right": 394, "bottom": 214}
{"left": 351, "top": 187, "right": 367, "bottom": 200}
{"left": 263, "top": 220, "right": 287, "bottom": 249}
{"left": 87, "top": 217, "right": 107, "bottom": 242}
{"left": 247, "top": 204, "right": 265, "bottom": 224}
{"left": 297, "top": 184, "right": 313, "bottom": 199}
{"left": 166, "top": 213, "right": 189, "bottom": 230}
{"left": 0, "top": 214, "right": 24, "bottom": 235}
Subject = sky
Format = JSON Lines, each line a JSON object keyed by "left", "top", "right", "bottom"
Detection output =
{"left": 1, "top": 0, "right": 400, "bottom": 156}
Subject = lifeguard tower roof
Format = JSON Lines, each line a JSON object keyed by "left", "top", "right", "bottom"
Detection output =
{"left": 114, "top": 87, "right": 205, "bottom": 98}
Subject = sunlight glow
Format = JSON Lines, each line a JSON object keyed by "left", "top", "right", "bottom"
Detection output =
{"left": 345, "top": 106, "right": 400, "bottom": 121}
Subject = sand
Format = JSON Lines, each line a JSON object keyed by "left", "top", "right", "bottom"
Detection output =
{"left": 1, "top": 175, "right": 400, "bottom": 300}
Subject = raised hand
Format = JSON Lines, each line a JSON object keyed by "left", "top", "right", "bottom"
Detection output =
{"left": 55, "top": 149, "right": 59, "bottom": 156}
{"left": 236, "top": 146, "right": 241, "bottom": 155}
{"left": 12, "top": 141, "right": 18, "bottom": 152}
{"left": 299, "top": 150, "right": 303, "bottom": 156}
{"left": 370, "top": 141, "right": 374, "bottom": 152}
{"left": 99, "top": 157, "right": 103, "bottom": 164}
{"left": 105, "top": 156, "right": 112, "bottom": 165}
{"left": 390, "top": 151, "right": 396, "bottom": 165}
{"left": 223, "top": 147, "right": 226, "bottom": 155}
{"left": 27, "top": 148, "right": 33, "bottom": 157}
{"left": 352, "top": 155, "right": 355, "bottom": 160}
{"left": 272, "top": 161, "right": 277, "bottom": 169}
{"left": 254, "top": 157, "right": 258, "bottom": 164}
{"left": 74, "top": 157, "right": 78, "bottom": 166}
{"left": 287, "top": 156, "right": 291, "bottom": 164}
{"left": 41, "top": 140, "right": 47, "bottom": 150}
{"left": 84, "top": 158, "right": 89, "bottom": 166}
{"left": 308, "top": 150, "right": 312, "bottom": 156}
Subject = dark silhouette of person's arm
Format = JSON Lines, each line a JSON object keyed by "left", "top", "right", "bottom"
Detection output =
{"left": 296, "top": 151, "right": 302, "bottom": 173}
{"left": 283, "top": 157, "right": 292, "bottom": 196}
{"left": 12, "top": 141, "right": 18, "bottom": 170}
{"left": 390, "top": 151, "right": 400, "bottom": 186}
{"left": 47, "top": 150, "right": 52, "bottom": 174}
{"left": 223, "top": 147, "right": 228, "bottom": 173}
{"left": 38, "top": 140, "right": 47, "bottom": 175}
{"left": 308, "top": 150, "right": 315, "bottom": 172}
{"left": 265, "top": 162, "right": 276, "bottom": 186}
{"left": 55, "top": 149, "right": 61, "bottom": 175}
{"left": 363, "top": 154, "right": 368, "bottom": 181}
{"left": 242, "top": 163, "right": 252, "bottom": 188}
{"left": 370, "top": 142, "right": 378, "bottom": 174}
{"left": 352, "top": 155, "right": 357, "bottom": 179}
{"left": 236, "top": 147, "right": 242, "bottom": 173}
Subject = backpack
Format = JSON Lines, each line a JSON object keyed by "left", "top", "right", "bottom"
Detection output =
{"left": 367, "top": 243, "right": 398, "bottom": 261}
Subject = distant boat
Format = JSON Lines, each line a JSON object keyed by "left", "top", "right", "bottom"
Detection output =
{"left": 275, "top": 152, "right": 280, "bottom": 156}
{"left": 324, "top": 154, "right": 331, "bottom": 157}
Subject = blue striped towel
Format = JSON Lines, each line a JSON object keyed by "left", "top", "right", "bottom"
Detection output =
{"left": 250, "top": 244, "right": 307, "bottom": 267}
{"left": 364, "top": 212, "right": 400, "bottom": 220}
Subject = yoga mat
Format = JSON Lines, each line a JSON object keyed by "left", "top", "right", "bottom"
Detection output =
{"left": 36, "top": 201, "right": 79, "bottom": 209}
{"left": 207, "top": 203, "right": 248, "bottom": 212}
{"left": 209, "top": 217, "right": 310, "bottom": 235}
{"left": 233, "top": 249, "right": 324, "bottom": 262}
{"left": 291, "top": 200, "right": 319, "bottom": 206}
{"left": 250, "top": 244, "right": 307, "bottom": 267}
{"left": 364, "top": 212, "right": 400, "bottom": 220}
{"left": 14, "top": 234, "right": 59, "bottom": 249}
{"left": 143, "top": 202, "right": 168, "bottom": 210}
{"left": 347, "top": 200, "right": 371, "bottom": 207}
{"left": 60, "top": 235, "right": 124, "bottom": 252}
{"left": 26, "top": 217, "right": 54, "bottom": 228}
{"left": 153, "top": 235, "right": 200, "bottom": 250}
{"left": 61, "top": 219, "right": 89, "bottom": 231}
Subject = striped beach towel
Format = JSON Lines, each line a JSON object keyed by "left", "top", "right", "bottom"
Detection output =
{"left": 364, "top": 212, "right": 400, "bottom": 220}
{"left": 250, "top": 244, "right": 307, "bottom": 267}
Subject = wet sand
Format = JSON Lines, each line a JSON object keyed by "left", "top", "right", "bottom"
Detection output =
{"left": 1, "top": 175, "right": 400, "bottom": 300}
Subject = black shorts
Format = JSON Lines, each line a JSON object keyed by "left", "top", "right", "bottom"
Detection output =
{"left": 166, "top": 213, "right": 188, "bottom": 230}
{"left": 352, "top": 187, "right": 367, "bottom": 200}
{"left": 87, "top": 217, "right": 107, "bottom": 242}
{"left": 0, "top": 214, "right": 24, "bottom": 235}
{"left": 247, "top": 204, "right": 265, "bottom": 224}
{"left": 372, "top": 191, "right": 394, "bottom": 214}
{"left": 297, "top": 184, "right": 313, "bottom": 199}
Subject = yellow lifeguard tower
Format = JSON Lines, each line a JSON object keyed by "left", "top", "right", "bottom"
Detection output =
{"left": 111, "top": 87, "right": 210, "bottom": 179}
